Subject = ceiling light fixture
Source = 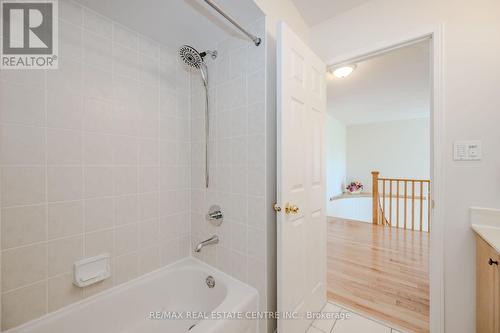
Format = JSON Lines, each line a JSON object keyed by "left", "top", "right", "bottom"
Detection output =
{"left": 329, "top": 64, "right": 357, "bottom": 78}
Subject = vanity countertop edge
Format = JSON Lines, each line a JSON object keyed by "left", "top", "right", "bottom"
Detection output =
{"left": 471, "top": 207, "right": 500, "bottom": 253}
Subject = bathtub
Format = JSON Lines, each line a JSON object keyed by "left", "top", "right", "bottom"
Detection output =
{"left": 6, "top": 258, "right": 258, "bottom": 333}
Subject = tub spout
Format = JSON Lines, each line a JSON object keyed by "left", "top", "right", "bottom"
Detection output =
{"left": 195, "top": 235, "right": 219, "bottom": 253}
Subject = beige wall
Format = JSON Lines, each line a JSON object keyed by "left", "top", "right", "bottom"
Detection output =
{"left": 346, "top": 118, "right": 430, "bottom": 191}
{"left": 0, "top": 1, "right": 191, "bottom": 329}
{"left": 310, "top": 1, "right": 500, "bottom": 332}
{"left": 326, "top": 115, "right": 347, "bottom": 216}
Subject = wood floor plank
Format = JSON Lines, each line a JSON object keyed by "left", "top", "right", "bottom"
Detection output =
{"left": 327, "top": 217, "right": 430, "bottom": 333}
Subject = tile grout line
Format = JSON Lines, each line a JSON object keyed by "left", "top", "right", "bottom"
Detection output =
{"left": 44, "top": 52, "right": 49, "bottom": 317}
{"left": 80, "top": 4, "right": 87, "bottom": 299}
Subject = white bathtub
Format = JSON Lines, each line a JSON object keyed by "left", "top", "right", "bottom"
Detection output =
{"left": 6, "top": 258, "right": 258, "bottom": 333}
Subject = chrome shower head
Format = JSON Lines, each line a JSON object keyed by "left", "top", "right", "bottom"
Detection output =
{"left": 179, "top": 45, "right": 203, "bottom": 69}
{"left": 179, "top": 45, "right": 218, "bottom": 69}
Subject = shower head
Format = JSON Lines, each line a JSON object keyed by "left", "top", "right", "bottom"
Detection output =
{"left": 179, "top": 45, "right": 203, "bottom": 69}
{"left": 179, "top": 45, "right": 217, "bottom": 69}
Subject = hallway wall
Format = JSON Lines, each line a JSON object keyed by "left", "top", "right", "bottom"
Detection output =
{"left": 310, "top": 0, "right": 500, "bottom": 331}
{"left": 346, "top": 118, "right": 430, "bottom": 192}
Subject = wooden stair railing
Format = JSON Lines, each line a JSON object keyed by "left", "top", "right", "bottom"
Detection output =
{"left": 372, "top": 171, "right": 431, "bottom": 232}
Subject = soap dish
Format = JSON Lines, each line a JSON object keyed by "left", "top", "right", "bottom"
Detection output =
{"left": 73, "top": 254, "right": 111, "bottom": 287}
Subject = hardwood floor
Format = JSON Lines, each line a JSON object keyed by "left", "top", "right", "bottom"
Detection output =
{"left": 327, "top": 217, "right": 429, "bottom": 333}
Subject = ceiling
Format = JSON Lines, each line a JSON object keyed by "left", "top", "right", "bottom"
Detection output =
{"left": 290, "top": 0, "right": 371, "bottom": 26}
{"left": 74, "top": 0, "right": 263, "bottom": 50}
{"left": 327, "top": 40, "right": 431, "bottom": 125}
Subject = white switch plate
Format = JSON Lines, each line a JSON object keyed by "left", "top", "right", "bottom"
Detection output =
{"left": 453, "top": 140, "right": 482, "bottom": 161}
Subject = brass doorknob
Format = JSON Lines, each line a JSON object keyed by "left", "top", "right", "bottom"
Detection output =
{"left": 285, "top": 202, "right": 299, "bottom": 215}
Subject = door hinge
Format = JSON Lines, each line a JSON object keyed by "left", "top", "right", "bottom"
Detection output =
{"left": 273, "top": 203, "right": 281, "bottom": 212}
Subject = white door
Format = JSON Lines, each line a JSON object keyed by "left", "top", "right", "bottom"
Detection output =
{"left": 277, "top": 22, "right": 327, "bottom": 333}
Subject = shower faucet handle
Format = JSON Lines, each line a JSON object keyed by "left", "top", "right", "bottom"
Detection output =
{"left": 206, "top": 205, "right": 223, "bottom": 226}
{"left": 208, "top": 210, "right": 223, "bottom": 220}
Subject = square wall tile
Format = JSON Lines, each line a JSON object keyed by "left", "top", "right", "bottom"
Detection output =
{"left": 48, "top": 236, "right": 83, "bottom": 277}
{"left": 83, "top": 30, "right": 112, "bottom": 70}
{"left": 48, "top": 273, "right": 84, "bottom": 312}
{"left": 83, "top": 133, "right": 114, "bottom": 165}
{"left": 84, "top": 197, "right": 114, "bottom": 232}
{"left": 2, "top": 243, "right": 47, "bottom": 292}
{"left": 139, "top": 219, "right": 159, "bottom": 248}
{"left": 84, "top": 166, "right": 113, "bottom": 198}
{"left": 0, "top": 125, "right": 45, "bottom": 165}
{"left": 85, "top": 229, "right": 114, "bottom": 257}
{"left": 139, "top": 245, "right": 160, "bottom": 274}
{"left": 1, "top": 167, "right": 46, "bottom": 207}
{"left": 115, "top": 224, "right": 139, "bottom": 256}
{"left": 59, "top": 0, "right": 83, "bottom": 26}
{"left": 48, "top": 201, "right": 84, "bottom": 239}
{"left": 47, "top": 128, "right": 82, "bottom": 165}
{"left": 47, "top": 58, "right": 82, "bottom": 93}
{"left": 47, "top": 90, "right": 83, "bottom": 130}
{"left": 83, "top": 8, "right": 112, "bottom": 39}
{"left": 114, "top": 195, "right": 138, "bottom": 225}
{"left": 114, "top": 252, "right": 139, "bottom": 284}
{"left": 84, "top": 67, "right": 113, "bottom": 101}
{"left": 48, "top": 166, "right": 83, "bottom": 202}
{"left": 1, "top": 205, "right": 47, "bottom": 249}
{"left": 0, "top": 82, "right": 45, "bottom": 126}
{"left": 113, "top": 135, "right": 138, "bottom": 165}
{"left": 2, "top": 281, "right": 47, "bottom": 331}
{"left": 59, "top": 20, "right": 83, "bottom": 62}
{"left": 113, "top": 23, "right": 138, "bottom": 50}
{"left": 138, "top": 192, "right": 159, "bottom": 221}
{"left": 113, "top": 166, "right": 137, "bottom": 195}
{"left": 83, "top": 98, "right": 113, "bottom": 133}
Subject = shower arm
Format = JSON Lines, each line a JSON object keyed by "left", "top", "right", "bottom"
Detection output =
{"left": 203, "top": 0, "right": 262, "bottom": 46}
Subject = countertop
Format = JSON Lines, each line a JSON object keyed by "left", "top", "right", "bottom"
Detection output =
{"left": 471, "top": 207, "right": 500, "bottom": 253}
{"left": 472, "top": 224, "right": 500, "bottom": 253}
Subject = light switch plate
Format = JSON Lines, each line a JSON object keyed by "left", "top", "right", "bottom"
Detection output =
{"left": 453, "top": 140, "right": 482, "bottom": 161}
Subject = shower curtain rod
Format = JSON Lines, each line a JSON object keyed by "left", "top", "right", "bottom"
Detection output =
{"left": 203, "top": 0, "right": 262, "bottom": 46}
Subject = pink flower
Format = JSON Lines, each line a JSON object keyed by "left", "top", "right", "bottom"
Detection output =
{"left": 346, "top": 181, "right": 363, "bottom": 192}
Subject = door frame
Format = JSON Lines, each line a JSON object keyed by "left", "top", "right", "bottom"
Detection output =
{"left": 325, "top": 25, "right": 445, "bottom": 333}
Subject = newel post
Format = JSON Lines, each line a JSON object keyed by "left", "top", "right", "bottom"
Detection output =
{"left": 372, "top": 171, "right": 380, "bottom": 225}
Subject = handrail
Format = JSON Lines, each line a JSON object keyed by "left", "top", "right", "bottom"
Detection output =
{"left": 372, "top": 171, "right": 431, "bottom": 232}
{"left": 378, "top": 177, "right": 430, "bottom": 182}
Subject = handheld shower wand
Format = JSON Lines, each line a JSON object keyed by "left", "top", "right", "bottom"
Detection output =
{"left": 178, "top": 45, "right": 217, "bottom": 188}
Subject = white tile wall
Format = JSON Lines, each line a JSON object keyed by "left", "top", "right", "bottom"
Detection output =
{"left": 189, "top": 17, "right": 269, "bottom": 333}
{"left": 0, "top": 0, "right": 191, "bottom": 330}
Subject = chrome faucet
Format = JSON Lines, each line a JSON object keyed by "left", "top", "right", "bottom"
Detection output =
{"left": 194, "top": 235, "right": 219, "bottom": 253}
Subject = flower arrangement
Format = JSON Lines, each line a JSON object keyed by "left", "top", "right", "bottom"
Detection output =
{"left": 345, "top": 181, "right": 364, "bottom": 194}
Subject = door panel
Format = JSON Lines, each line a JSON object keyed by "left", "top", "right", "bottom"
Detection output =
{"left": 277, "top": 22, "right": 327, "bottom": 333}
